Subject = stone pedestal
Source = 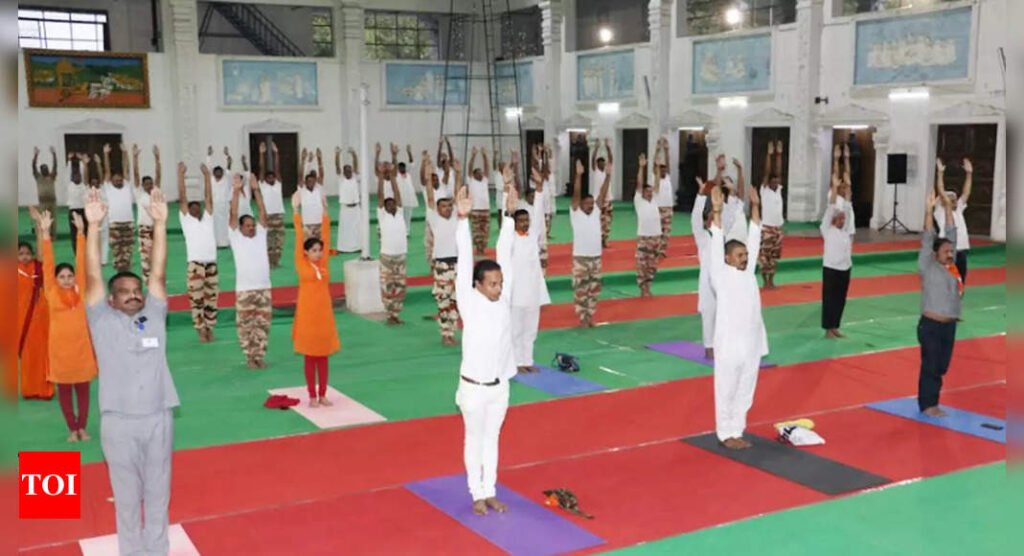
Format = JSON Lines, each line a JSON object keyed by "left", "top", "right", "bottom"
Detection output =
{"left": 343, "top": 259, "right": 384, "bottom": 314}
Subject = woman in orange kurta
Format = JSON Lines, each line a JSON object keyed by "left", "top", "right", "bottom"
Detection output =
{"left": 291, "top": 192, "right": 340, "bottom": 407}
{"left": 17, "top": 240, "right": 53, "bottom": 400}
{"left": 35, "top": 210, "right": 98, "bottom": 442}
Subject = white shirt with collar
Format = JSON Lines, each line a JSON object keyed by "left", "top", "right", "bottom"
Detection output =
{"left": 338, "top": 174, "right": 360, "bottom": 205}
{"left": 378, "top": 207, "right": 408, "bottom": 256}
{"left": 634, "top": 192, "right": 661, "bottom": 237}
{"left": 427, "top": 209, "right": 458, "bottom": 259}
{"left": 821, "top": 201, "right": 855, "bottom": 271}
{"left": 229, "top": 224, "right": 271, "bottom": 291}
{"left": 299, "top": 185, "right": 324, "bottom": 225}
{"left": 395, "top": 167, "right": 419, "bottom": 208}
{"left": 760, "top": 184, "right": 785, "bottom": 227}
{"left": 456, "top": 216, "right": 516, "bottom": 383}
{"left": 66, "top": 160, "right": 86, "bottom": 209}
{"left": 180, "top": 211, "right": 217, "bottom": 264}
{"left": 105, "top": 182, "right": 134, "bottom": 224}
{"left": 259, "top": 180, "right": 285, "bottom": 215}
{"left": 570, "top": 205, "right": 602, "bottom": 257}
{"left": 469, "top": 176, "right": 490, "bottom": 210}
{"left": 709, "top": 222, "right": 768, "bottom": 360}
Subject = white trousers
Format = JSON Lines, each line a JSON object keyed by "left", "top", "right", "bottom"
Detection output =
{"left": 100, "top": 410, "right": 174, "bottom": 556}
{"left": 714, "top": 356, "right": 760, "bottom": 441}
{"left": 456, "top": 380, "right": 509, "bottom": 501}
{"left": 700, "top": 307, "right": 716, "bottom": 349}
{"left": 403, "top": 207, "right": 414, "bottom": 235}
{"left": 511, "top": 305, "right": 540, "bottom": 367}
{"left": 213, "top": 202, "right": 230, "bottom": 247}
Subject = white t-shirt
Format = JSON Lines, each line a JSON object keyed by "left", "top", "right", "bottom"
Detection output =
{"left": 135, "top": 188, "right": 153, "bottom": 227}
{"left": 435, "top": 166, "right": 456, "bottom": 193}
{"left": 180, "top": 212, "right": 217, "bottom": 263}
{"left": 591, "top": 169, "right": 611, "bottom": 202}
{"left": 821, "top": 203, "right": 855, "bottom": 271}
{"left": 229, "top": 225, "right": 271, "bottom": 292}
{"left": 338, "top": 175, "right": 360, "bottom": 205}
{"left": 934, "top": 198, "right": 970, "bottom": 251}
{"left": 299, "top": 186, "right": 324, "bottom": 225}
{"left": 66, "top": 161, "right": 86, "bottom": 209}
{"left": 634, "top": 193, "right": 661, "bottom": 237}
{"left": 570, "top": 207, "right": 602, "bottom": 257}
{"left": 761, "top": 185, "right": 785, "bottom": 227}
{"left": 395, "top": 170, "right": 419, "bottom": 208}
{"left": 656, "top": 176, "right": 674, "bottom": 208}
{"left": 105, "top": 182, "right": 134, "bottom": 223}
{"left": 378, "top": 207, "right": 408, "bottom": 256}
{"left": 469, "top": 177, "right": 490, "bottom": 210}
{"left": 427, "top": 210, "right": 458, "bottom": 259}
{"left": 259, "top": 181, "right": 285, "bottom": 215}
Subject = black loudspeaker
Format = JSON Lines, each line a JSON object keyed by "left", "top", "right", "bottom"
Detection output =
{"left": 887, "top": 153, "right": 907, "bottom": 183}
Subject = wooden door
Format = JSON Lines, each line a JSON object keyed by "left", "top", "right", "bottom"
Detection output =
{"left": 831, "top": 128, "right": 876, "bottom": 228}
{"left": 620, "top": 128, "right": 648, "bottom": 200}
{"left": 750, "top": 127, "right": 790, "bottom": 218}
{"left": 677, "top": 130, "right": 708, "bottom": 211}
{"left": 568, "top": 131, "right": 590, "bottom": 196}
{"left": 63, "top": 133, "right": 124, "bottom": 181}
{"left": 935, "top": 124, "right": 996, "bottom": 235}
{"left": 249, "top": 132, "right": 299, "bottom": 198}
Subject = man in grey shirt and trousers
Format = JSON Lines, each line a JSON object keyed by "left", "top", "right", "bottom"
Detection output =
{"left": 917, "top": 179, "right": 963, "bottom": 417}
{"left": 84, "top": 186, "right": 179, "bottom": 556}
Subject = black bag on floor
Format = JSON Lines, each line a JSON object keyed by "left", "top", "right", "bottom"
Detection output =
{"left": 552, "top": 353, "right": 580, "bottom": 373}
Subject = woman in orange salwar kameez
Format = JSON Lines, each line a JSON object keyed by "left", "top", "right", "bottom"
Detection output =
{"left": 33, "top": 209, "right": 99, "bottom": 442}
{"left": 17, "top": 240, "right": 53, "bottom": 400}
{"left": 291, "top": 191, "right": 340, "bottom": 408}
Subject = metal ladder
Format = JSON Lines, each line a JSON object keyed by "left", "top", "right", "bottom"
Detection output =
{"left": 438, "top": 0, "right": 525, "bottom": 171}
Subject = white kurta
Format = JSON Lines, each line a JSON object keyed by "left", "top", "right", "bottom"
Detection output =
{"left": 691, "top": 194, "right": 716, "bottom": 348}
{"left": 211, "top": 177, "right": 232, "bottom": 247}
{"left": 510, "top": 194, "right": 550, "bottom": 367}
{"left": 723, "top": 196, "right": 748, "bottom": 243}
{"left": 709, "top": 222, "right": 768, "bottom": 441}
{"left": 337, "top": 175, "right": 362, "bottom": 253}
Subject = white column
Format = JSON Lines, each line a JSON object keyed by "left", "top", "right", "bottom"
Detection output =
{"left": 789, "top": 0, "right": 824, "bottom": 221}
{"left": 339, "top": 1, "right": 365, "bottom": 150}
{"left": 541, "top": 0, "right": 564, "bottom": 175}
{"left": 647, "top": 1, "right": 672, "bottom": 165}
{"left": 870, "top": 125, "right": 890, "bottom": 230}
{"left": 167, "top": 0, "right": 202, "bottom": 198}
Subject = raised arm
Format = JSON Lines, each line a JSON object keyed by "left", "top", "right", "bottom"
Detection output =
{"left": 733, "top": 158, "right": 745, "bottom": 201}
{"left": 228, "top": 174, "right": 243, "bottom": 231}
{"left": 374, "top": 143, "right": 382, "bottom": 178}
{"left": 271, "top": 142, "right": 280, "bottom": 177}
{"left": 334, "top": 147, "right": 341, "bottom": 176}
{"left": 423, "top": 158, "right": 437, "bottom": 209}
{"left": 774, "top": 140, "right": 784, "bottom": 179}
{"left": 920, "top": 188, "right": 937, "bottom": 270}
{"left": 131, "top": 144, "right": 142, "bottom": 188}
{"left": 120, "top": 143, "right": 130, "bottom": 183}
{"left": 571, "top": 158, "right": 584, "bottom": 211}
{"left": 708, "top": 186, "right": 726, "bottom": 283}
{"left": 482, "top": 148, "right": 490, "bottom": 176}
{"left": 591, "top": 138, "right": 599, "bottom": 171}
{"left": 32, "top": 146, "right": 40, "bottom": 178}
{"left": 224, "top": 146, "right": 233, "bottom": 171}
{"left": 251, "top": 173, "right": 267, "bottom": 227}
{"left": 960, "top": 158, "right": 973, "bottom": 205}
{"left": 349, "top": 148, "right": 359, "bottom": 175}
{"left": 299, "top": 147, "right": 307, "bottom": 183}
{"left": 406, "top": 145, "right": 414, "bottom": 165}
{"left": 145, "top": 189, "right": 168, "bottom": 299}
{"left": 454, "top": 186, "right": 475, "bottom": 307}
{"left": 259, "top": 143, "right": 268, "bottom": 182}
{"left": 390, "top": 143, "right": 399, "bottom": 169}
{"left": 762, "top": 142, "right": 774, "bottom": 186}
{"left": 30, "top": 208, "right": 55, "bottom": 278}
{"left": 50, "top": 147, "right": 58, "bottom": 180}
{"left": 390, "top": 175, "right": 402, "bottom": 207}
{"left": 445, "top": 136, "right": 453, "bottom": 163}
{"left": 604, "top": 138, "right": 613, "bottom": 165}
{"left": 469, "top": 147, "right": 478, "bottom": 177}
{"left": 176, "top": 162, "right": 188, "bottom": 215}
{"left": 598, "top": 163, "right": 611, "bottom": 207}
{"left": 79, "top": 154, "right": 90, "bottom": 187}
{"left": 637, "top": 153, "right": 647, "bottom": 194}
{"left": 316, "top": 148, "right": 324, "bottom": 185}
{"left": 376, "top": 172, "right": 385, "bottom": 209}
{"left": 290, "top": 191, "right": 306, "bottom": 264}
{"left": 83, "top": 190, "right": 108, "bottom": 306}
{"left": 201, "top": 164, "right": 213, "bottom": 214}
{"left": 691, "top": 177, "right": 708, "bottom": 237}
{"left": 153, "top": 146, "right": 162, "bottom": 188}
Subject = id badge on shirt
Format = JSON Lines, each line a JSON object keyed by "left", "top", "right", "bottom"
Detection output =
{"left": 141, "top": 337, "right": 160, "bottom": 349}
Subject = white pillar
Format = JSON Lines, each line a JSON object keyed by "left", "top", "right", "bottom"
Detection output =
{"left": 340, "top": 1, "right": 364, "bottom": 150}
{"left": 343, "top": 83, "right": 384, "bottom": 316}
{"left": 647, "top": 1, "right": 672, "bottom": 165}
{"left": 541, "top": 1, "right": 564, "bottom": 175}
{"left": 789, "top": 0, "right": 824, "bottom": 221}
{"left": 167, "top": 0, "right": 202, "bottom": 198}
{"left": 870, "top": 125, "right": 891, "bottom": 230}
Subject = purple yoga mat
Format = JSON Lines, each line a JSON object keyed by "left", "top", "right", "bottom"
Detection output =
{"left": 405, "top": 474, "right": 605, "bottom": 555}
{"left": 647, "top": 340, "right": 776, "bottom": 368}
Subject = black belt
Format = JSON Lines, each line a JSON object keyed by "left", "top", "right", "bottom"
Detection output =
{"left": 435, "top": 257, "right": 457, "bottom": 264}
{"left": 461, "top": 375, "right": 500, "bottom": 386}
{"left": 343, "top": 203, "right": 358, "bottom": 207}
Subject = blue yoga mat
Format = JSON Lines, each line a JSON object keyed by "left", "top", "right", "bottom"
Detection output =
{"left": 512, "top": 366, "right": 607, "bottom": 397}
{"left": 867, "top": 397, "right": 1006, "bottom": 444}
{"left": 406, "top": 474, "right": 605, "bottom": 555}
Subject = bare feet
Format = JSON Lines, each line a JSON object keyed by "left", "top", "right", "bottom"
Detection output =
{"left": 255, "top": 359, "right": 267, "bottom": 369}
{"left": 442, "top": 336, "right": 457, "bottom": 347}
{"left": 485, "top": 497, "right": 508, "bottom": 513}
{"left": 517, "top": 366, "right": 531, "bottom": 374}
{"left": 833, "top": 329, "right": 846, "bottom": 338}
{"left": 78, "top": 429, "right": 91, "bottom": 441}
{"left": 309, "top": 398, "right": 320, "bottom": 408}
{"left": 472, "top": 499, "right": 488, "bottom": 515}
{"left": 246, "top": 359, "right": 260, "bottom": 369}
{"left": 386, "top": 316, "right": 404, "bottom": 326}
{"left": 67, "top": 431, "right": 79, "bottom": 443}
{"left": 580, "top": 317, "right": 592, "bottom": 328}
{"left": 922, "top": 406, "right": 947, "bottom": 417}
{"left": 639, "top": 287, "right": 653, "bottom": 298}
{"left": 825, "top": 329, "right": 838, "bottom": 339}
{"left": 721, "top": 437, "right": 751, "bottom": 450}
{"left": 319, "top": 397, "right": 333, "bottom": 407}
{"left": 704, "top": 347, "right": 714, "bottom": 360}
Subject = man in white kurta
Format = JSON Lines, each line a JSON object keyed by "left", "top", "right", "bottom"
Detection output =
{"left": 509, "top": 186, "right": 550, "bottom": 373}
{"left": 708, "top": 185, "right": 767, "bottom": 449}
{"left": 395, "top": 147, "right": 419, "bottom": 236}
{"left": 336, "top": 150, "right": 362, "bottom": 253}
{"left": 206, "top": 147, "right": 235, "bottom": 248}
{"left": 691, "top": 180, "right": 716, "bottom": 359}
{"left": 454, "top": 183, "right": 516, "bottom": 516}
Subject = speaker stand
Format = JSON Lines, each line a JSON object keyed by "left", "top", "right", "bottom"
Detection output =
{"left": 879, "top": 182, "right": 910, "bottom": 234}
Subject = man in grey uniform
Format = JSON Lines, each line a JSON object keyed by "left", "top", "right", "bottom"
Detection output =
{"left": 83, "top": 186, "right": 179, "bottom": 556}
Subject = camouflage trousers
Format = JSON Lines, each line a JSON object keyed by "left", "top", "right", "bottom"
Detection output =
{"left": 759, "top": 225, "right": 783, "bottom": 274}
{"left": 303, "top": 223, "right": 322, "bottom": 242}
{"left": 187, "top": 261, "right": 219, "bottom": 332}
{"left": 573, "top": 256, "right": 602, "bottom": 323}
{"left": 109, "top": 222, "right": 135, "bottom": 272}
{"left": 600, "top": 202, "right": 614, "bottom": 246}
{"left": 266, "top": 213, "right": 285, "bottom": 267}
{"left": 636, "top": 236, "right": 660, "bottom": 291}
{"left": 138, "top": 225, "right": 154, "bottom": 280}
{"left": 658, "top": 207, "right": 673, "bottom": 260}
{"left": 236, "top": 289, "right": 271, "bottom": 365}
{"left": 379, "top": 254, "right": 407, "bottom": 320}
{"left": 432, "top": 260, "right": 459, "bottom": 340}
{"left": 470, "top": 210, "right": 490, "bottom": 255}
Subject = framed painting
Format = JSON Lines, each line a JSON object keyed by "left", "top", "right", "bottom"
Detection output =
{"left": 24, "top": 49, "right": 149, "bottom": 109}
{"left": 854, "top": 6, "right": 973, "bottom": 86}
{"left": 576, "top": 49, "right": 635, "bottom": 102}
{"left": 496, "top": 60, "right": 534, "bottom": 106}
{"left": 221, "top": 59, "right": 319, "bottom": 108}
{"left": 384, "top": 62, "right": 468, "bottom": 107}
{"left": 692, "top": 33, "right": 772, "bottom": 95}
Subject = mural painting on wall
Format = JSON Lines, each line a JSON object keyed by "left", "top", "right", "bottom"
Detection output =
{"left": 24, "top": 50, "right": 149, "bottom": 108}
{"left": 385, "top": 63, "right": 468, "bottom": 106}
{"left": 576, "top": 49, "right": 635, "bottom": 102}
{"left": 222, "top": 60, "right": 319, "bottom": 107}
{"left": 854, "top": 6, "right": 972, "bottom": 86}
{"left": 691, "top": 33, "right": 772, "bottom": 95}
{"left": 496, "top": 61, "right": 534, "bottom": 106}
